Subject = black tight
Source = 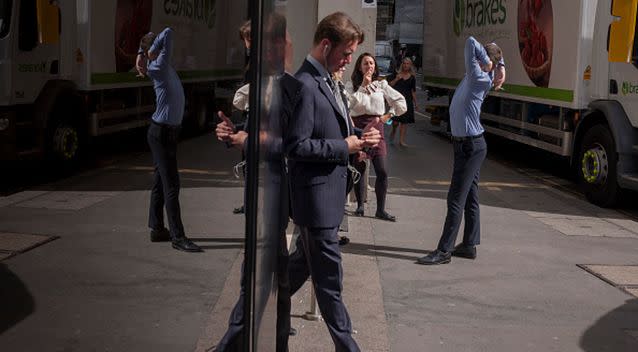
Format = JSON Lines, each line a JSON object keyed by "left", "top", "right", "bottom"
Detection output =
{"left": 353, "top": 155, "right": 389, "bottom": 213}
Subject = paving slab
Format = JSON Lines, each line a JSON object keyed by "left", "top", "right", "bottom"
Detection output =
{"left": 0, "top": 232, "right": 56, "bottom": 252}
{"left": 14, "top": 191, "right": 120, "bottom": 210}
{"left": 582, "top": 265, "right": 638, "bottom": 286}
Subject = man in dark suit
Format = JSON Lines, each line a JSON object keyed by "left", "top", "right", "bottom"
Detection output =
{"left": 284, "top": 12, "right": 380, "bottom": 352}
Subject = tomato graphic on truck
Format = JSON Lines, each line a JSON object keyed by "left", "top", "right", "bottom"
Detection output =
{"left": 518, "top": 0, "right": 553, "bottom": 87}
{"left": 115, "top": 0, "right": 153, "bottom": 72}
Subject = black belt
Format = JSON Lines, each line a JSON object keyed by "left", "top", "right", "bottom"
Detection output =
{"left": 151, "top": 120, "right": 180, "bottom": 129}
{"left": 451, "top": 133, "right": 483, "bottom": 142}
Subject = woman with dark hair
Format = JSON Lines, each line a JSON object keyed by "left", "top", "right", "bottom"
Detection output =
{"left": 348, "top": 53, "right": 406, "bottom": 221}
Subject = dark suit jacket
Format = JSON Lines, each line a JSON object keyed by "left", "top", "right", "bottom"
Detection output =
{"left": 284, "top": 59, "right": 355, "bottom": 230}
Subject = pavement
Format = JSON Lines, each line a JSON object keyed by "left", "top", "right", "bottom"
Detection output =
{"left": 2, "top": 110, "right": 638, "bottom": 351}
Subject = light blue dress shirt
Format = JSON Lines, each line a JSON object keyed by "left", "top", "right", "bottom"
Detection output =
{"left": 449, "top": 36, "right": 502, "bottom": 137}
{"left": 146, "top": 28, "right": 185, "bottom": 126}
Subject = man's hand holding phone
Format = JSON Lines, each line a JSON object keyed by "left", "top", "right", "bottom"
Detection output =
{"left": 216, "top": 111, "right": 236, "bottom": 141}
{"left": 345, "top": 117, "right": 381, "bottom": 153}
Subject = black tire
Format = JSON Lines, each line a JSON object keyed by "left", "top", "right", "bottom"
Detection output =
{"left": 577, "top": 124, "right": 619, "bottom": 207}
{"left": 49, "top": 122, "right": 82, "bottom": 165}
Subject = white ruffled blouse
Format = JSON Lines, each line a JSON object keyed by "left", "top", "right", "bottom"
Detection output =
{"left": 347, "top": 79, "right": 407, "bottom": 117}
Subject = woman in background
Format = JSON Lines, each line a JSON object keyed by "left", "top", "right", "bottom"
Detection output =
{"left": 389, "top": 57, "right": 417, "bottom": 147}
{"left": 348, "top": 53, "right": 407, "bottom": 222}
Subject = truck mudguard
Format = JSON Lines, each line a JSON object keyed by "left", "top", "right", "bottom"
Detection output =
{"left": 32, "top": 80, "right": 78, "bottom": 130}
{"left": 581, "top": 100, "right": 637, "bottom": 170}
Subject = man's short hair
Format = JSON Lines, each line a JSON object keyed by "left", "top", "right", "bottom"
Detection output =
{"left": 313, "top": 12, "right": 364, "bottom": 46}
{"left": 139, "top": 32, "right": 157, "bottom": 53}
{"left": 484, "top": 42, "right": 503, "bottom": 66}
{"left": 239, "top": 20, "right": 251, "bottom": 41}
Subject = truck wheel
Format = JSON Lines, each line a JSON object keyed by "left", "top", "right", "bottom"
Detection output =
{"left": 51, "top": 123, "right": 80, "bottom": 163}
{"left": 578, "top": 124, "right": 619, "bottom": 207}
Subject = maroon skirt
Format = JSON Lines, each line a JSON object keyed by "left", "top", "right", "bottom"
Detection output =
{"left": 353, "top": 114, "right": 386, "bottom": 159}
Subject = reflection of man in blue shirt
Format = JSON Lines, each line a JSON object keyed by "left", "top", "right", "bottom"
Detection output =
{"left": 138, "top": 28, "right": 185, "bottom": 126}
{"left": 418, "top": 36, "right": 505, "bottom": 265}
{"left": 136, "top": 28, "right": 201, "bottom": 253}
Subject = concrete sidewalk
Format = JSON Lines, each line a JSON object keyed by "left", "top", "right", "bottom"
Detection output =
{"left": 197, "top": 190, "right": 638, "bottom": 351}
{"left": 196, "top": 118, "right": 638, "bottom": 351}
{"left": 2, "top": 115, "right": 638, "bottom": 351}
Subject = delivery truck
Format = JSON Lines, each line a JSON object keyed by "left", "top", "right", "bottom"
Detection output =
{"left": 0, "top": 0, "right": 246, "bottom": 163}
{"left": 422, "top": 0, "right": 638, "bottom": 207}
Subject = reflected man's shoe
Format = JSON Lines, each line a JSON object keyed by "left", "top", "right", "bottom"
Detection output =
{"left": 233, "top": 205, "right": 245, "bottom": 214}
{"left": 375, "top": 210, "right": 396, "bottom": 222}
{"left": 354, "top": 206, "right": 364, "bottom": 217}
{"left": 338, "top": 236, "right": 350, "bottom": 246}
{"left": 416, "top": 249, "right": 451, "bottom": 265}
{"left": 150, "top": 227, "right": 171, "bottom": 242}
{"left": 172, "top": 237, "right": 203, "bottom": 252}
{"left": 451, "top": 243, "right": 477, "bottom": 259}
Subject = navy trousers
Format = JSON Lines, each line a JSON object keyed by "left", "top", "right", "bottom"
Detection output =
{"left": 437, "top": 136, "right": 487, "bottom": 252}
{"left": 288, "top": 226, "right": 360, "bottom": 352}
{"left": 147, "top": 122, "right": 185, "bottom": 240}
{"left": 215, "top": 252, "right": 291, "bottom": 352}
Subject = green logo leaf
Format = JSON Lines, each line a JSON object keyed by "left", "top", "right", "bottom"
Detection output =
{"left": 453, "top": 0, "right": 465, "bottom": 37}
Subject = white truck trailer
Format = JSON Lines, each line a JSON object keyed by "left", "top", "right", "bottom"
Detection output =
{"left": 0, "top": 0, "right": 246, "bottom": 163}
{"left": 422, "top": 0, "right": 638, "bottom": 206}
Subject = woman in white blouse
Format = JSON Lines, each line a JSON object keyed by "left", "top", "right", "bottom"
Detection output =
{"left": 348, "top": 53, "right": 407, "bottom": 221}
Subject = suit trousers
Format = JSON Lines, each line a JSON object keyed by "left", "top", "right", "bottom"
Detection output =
{"left": 147, "top": 122, "right": 185, "bottom": 240}
{"left": 215, "top": 253, "right": 291, "bottom": 352}
{"left": 288, "top": 226, "right": 360, "bottom": 352}
{"left": 437, "top": 136, "right": 487, "bottom": 252}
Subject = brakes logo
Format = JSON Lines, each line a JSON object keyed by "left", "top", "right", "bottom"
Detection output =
{"left": 18, "top": 62, "right": 47, "bottom": 73}
{"left": 164, "top": 0, "right": 217, "bottom": 29}
{"left": 453, "top": 0, "right": 507, "bottom": 37}
{"left": 621, "top": 81, "right": 638, "bottom": 95}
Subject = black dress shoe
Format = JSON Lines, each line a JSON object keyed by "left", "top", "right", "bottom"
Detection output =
{"left": 375, "top": 210, "right": 396, "bottom": 222}
{"left": 338, "top": 236, "right": 350, "bottom": 246}
{"left": 451, "top": 243, "right": 477, "bottom": 259}
{"left": 416, "top": 250, "right": 451, "bottom": 265}
{"left": 172, "top": 237, "right": 203, "bottom": 252}
{"left": 354, "top": 206, "right": 364, "bottom": 217}
{"left": 233, "top": 205, "right": 245, "bottom": 214}
{"left": 289, "top": 327, "right": 297, "bottom": 336}
{"left": 150, "top": 227, "right": 170, "bottom": 242}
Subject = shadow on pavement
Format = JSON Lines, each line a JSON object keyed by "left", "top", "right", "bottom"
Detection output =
{"left": 0, "top": 263, "right": 35, "bottom": 335}
{"left": 2, "top": 132, "right": 241, "bottom": 195}
{"left": 341, "top": 242, "right": 426, "bottom": 261}
{"left": 384, "top": 119, "right": 638, "bottom": 221}
{"left": 580, "top": 298, "right": 638, "bottom": 351}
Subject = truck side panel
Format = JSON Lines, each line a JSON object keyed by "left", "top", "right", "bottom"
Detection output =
{"left": 423, "top": 0, "right": 593, "bottom": 109}
{"left": 86, "top": 0, "right": 246, "bottom": 90}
